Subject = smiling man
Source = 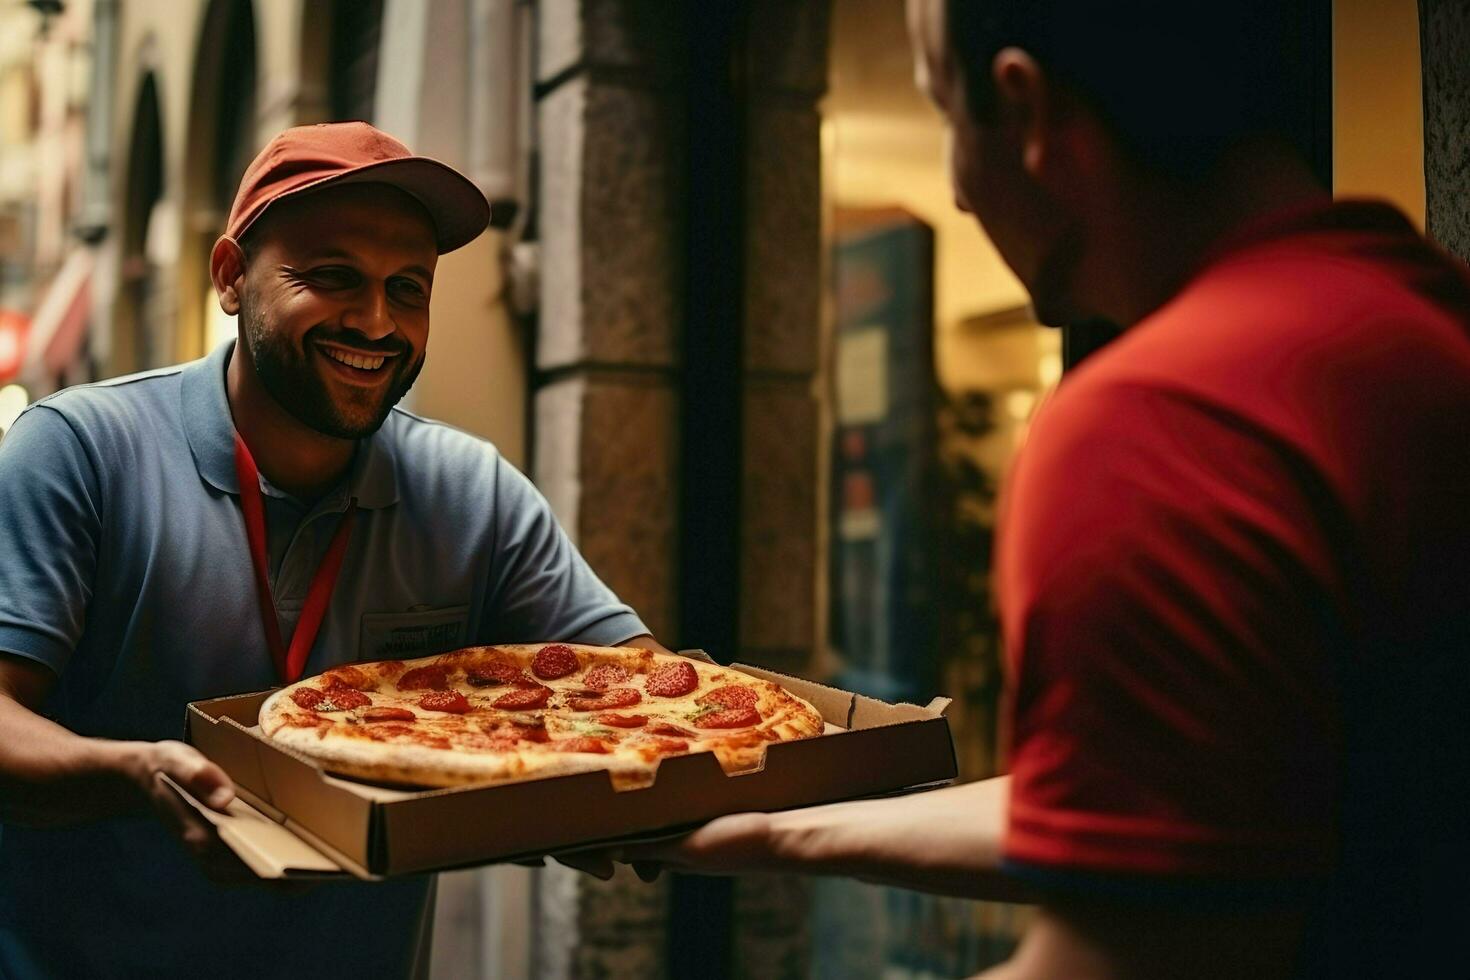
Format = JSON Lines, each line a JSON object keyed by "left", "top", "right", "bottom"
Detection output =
{"left": 0, "top": 123, "right": 663, "bottom": 977}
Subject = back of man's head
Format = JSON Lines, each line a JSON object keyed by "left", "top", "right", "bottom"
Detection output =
{"left": 945, "top": 1, "right": 1324, "bottom": 179}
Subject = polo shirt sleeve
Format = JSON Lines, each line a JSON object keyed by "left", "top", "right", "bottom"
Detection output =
{"left": 998, "top": 380, "right": 1345, "bottom": 898}
{"left": 483, "top": 456, "right": 650, "bottom": 647}
{"left": 0, "top": 405, "right": 102, "bottom": 675}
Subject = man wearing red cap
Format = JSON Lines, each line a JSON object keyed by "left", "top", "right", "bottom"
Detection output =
{"left": 0, "top": 123, "right": 663, "bottom": 976}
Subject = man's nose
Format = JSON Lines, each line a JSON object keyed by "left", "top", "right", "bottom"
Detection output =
{"left": 341, "top": 284, "right": 395, "bottom": 339}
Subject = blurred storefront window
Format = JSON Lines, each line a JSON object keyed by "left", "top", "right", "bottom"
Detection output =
{"left": 813, "top": 1, "right": 1054, "bottom": 973}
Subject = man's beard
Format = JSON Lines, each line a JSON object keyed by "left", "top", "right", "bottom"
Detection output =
{"left": 240, "top": 302, "right": 424, "bottom": 440}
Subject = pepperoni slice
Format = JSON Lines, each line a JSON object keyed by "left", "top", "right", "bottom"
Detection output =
{"left": 363, "top": 706, "right": 416, "bottom": 722}
{"left": 466, "top": 661, "right": 528, "bottom": 688}
{"left": 418, "top": 690, "right": 471, "bottom": 714}
{"left": 595, "top": 713, "right": 649, "bottom": 728}
{"left": 697, "top": 706, "right": 761, "bottom": 729}
{"left": 583, "top": 663, "right": 632, "bottom": 690}
{"left": 648, "top": 722, "right": 697, "bottom": 738}
{"left": 320, "top": 688, "right": 371, "bottom": 710}
{"left": 698, "top": 685, "right": 759, "bottom": 711}
{"left": 557, "top": 737, "right": 610, "bottom": 754}
{"left": 291, "top": 688, "right": 326, "bottom": 710}
{"left": 398, "top": 665, "right": 449, "bottom": 691}
{"left": 376, "top": 660, "right": 406, "bottom": 678}
{"left": 493, "top": 685, "right": 552, "bottom": 710}
{"left": 566, "top": 688, "right": 643, "bottom": 712}
{"left": 645, "top": 661, "right": 699, "bottom": 698}
{"left": 532, "top": 644, "right": 580, "bottom": 680}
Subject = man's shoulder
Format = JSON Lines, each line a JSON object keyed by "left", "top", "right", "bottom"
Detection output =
{"left": 1074, "top": 232, "right": 1470, "bottom": 421}
{"left": 376, "top": 407, "right": 514, "bottom": 497}
{"left": 379, "top": 407, "right": 501, "bottom": 464}
{"left": 1171, "top": 223, "right": 1470, "bottom": 363}
{"left": 19, "top": 363, "right": 186, "bottom": 443}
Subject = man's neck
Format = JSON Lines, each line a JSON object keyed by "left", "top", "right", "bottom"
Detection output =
{"left": 1085, "top": 139, "right": 1331, "bottom": 327}
{"left": 226, "top": 343, "right": 355, "bottom": 501}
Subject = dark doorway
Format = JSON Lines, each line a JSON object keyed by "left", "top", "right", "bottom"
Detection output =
{"left": 118, "top": 72, "right": 164, "bottom": 373}
{"left": 329, "top": 0, "right": 384, "bottom": 123}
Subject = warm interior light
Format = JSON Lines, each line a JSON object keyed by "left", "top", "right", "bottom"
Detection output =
{"left": 1004, "top": 389, "right": 1037, "bottom": 422}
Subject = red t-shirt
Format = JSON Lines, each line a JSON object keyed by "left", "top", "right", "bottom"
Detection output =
{"left": 997, "top": 201, "right": 1470, "bottom": 972}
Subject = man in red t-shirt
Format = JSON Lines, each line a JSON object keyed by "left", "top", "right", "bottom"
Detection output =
{"left": 610, "top": 2, "right": 1470, "bottom": 976}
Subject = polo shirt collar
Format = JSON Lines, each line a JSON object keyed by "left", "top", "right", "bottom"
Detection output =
{"left": 181, "top": 340, "right": 400, "bottom": 509}
{"left": 351, "top": 423, "right": 399, "bottom": 509}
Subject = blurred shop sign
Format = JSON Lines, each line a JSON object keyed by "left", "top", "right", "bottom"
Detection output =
{"left": 26, "top": 247, "right": 93, "bottom": 378}
{"left": 828, "top": 209, "right": 939, "bottom": 706}
{"left": 0, "top": 310, "right": 28, "bottom": 381}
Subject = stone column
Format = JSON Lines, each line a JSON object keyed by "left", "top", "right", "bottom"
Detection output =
{"left": 1420, "top": 0, "right": 1470, "bottom": 259}
{"left": 731, "top": 3, "right": 829, "bottom": 977}
{"left": 530, "top": 1, "right": 830, "bottom": 975}
{"left": 531, "top": 2, "right": 683, "bottom": 976}
{"left": 739, "top": 0, "right": 828, "bottom": 678}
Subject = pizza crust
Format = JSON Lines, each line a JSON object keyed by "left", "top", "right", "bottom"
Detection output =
{"left": 259, "top": 644, "right": 824, "bottom": 789}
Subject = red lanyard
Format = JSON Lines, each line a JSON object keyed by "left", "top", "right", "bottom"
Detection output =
{"left": 233, "top": 433, "right": 357, "bottom": 684}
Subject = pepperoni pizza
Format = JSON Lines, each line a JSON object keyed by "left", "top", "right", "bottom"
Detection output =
{"left": 258, "top": 644, "right": 825, "bottom": 788}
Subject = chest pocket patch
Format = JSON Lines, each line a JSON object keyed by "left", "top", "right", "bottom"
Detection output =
{"left": 359, "top": 605, "right": 470, "bottom": 661}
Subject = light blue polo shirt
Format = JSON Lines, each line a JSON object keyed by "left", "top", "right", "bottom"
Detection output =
{"left": 0, "top": 340, "right": 647, "bottom": 978}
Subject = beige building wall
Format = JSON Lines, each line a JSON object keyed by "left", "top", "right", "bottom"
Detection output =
{"left": 377, "top": 0, "right": 525, "bottom": 468}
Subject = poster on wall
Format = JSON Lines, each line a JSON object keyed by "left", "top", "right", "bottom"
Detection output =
{"left": 829, "top": 208, "right": 938, "bottom": 705}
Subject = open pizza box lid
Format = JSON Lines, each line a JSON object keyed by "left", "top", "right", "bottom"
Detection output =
{"left": 180, "top": 652, "right": 957, "bottom": 880}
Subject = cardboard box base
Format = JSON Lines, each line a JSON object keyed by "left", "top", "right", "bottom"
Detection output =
{"left": 184, "top": 658, "right": 957, "bottom": 879}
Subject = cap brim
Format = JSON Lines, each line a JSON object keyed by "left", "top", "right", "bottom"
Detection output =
{"left": 277, "top": 156, "right": 491, "bottom": 254}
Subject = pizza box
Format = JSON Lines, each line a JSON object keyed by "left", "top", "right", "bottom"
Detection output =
{"left": 179, "top": 655, "right": 957, "bottom": 880}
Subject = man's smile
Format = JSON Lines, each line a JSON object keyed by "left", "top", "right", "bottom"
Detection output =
{"left": 313, "top": 339, "right": 401, "bottom": 384}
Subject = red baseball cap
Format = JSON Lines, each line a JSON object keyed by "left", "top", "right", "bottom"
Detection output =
{"left": 224, "top": 122, "right": 490, "bottom": 253}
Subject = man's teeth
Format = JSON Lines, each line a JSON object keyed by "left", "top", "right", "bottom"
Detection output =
{"left": 323, "top": 348, "right": 386, "bottom": 371}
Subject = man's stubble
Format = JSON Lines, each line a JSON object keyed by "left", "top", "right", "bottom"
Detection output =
{"left": 238, "top": 299, "right": 425, "bottom": 440}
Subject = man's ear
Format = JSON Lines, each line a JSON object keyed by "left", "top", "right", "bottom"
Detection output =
{"left": 993, "top": 48, "right": 1105, "bottom": 206}
{"left": 991, "top": 48, "right": 1051, "bottom": 179}
{"left": 210, "top": 237, "right": 246, "bottom": 316}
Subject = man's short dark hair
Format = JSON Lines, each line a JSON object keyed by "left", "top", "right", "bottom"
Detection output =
{"left": 238, "top": 225, "right": 261, "bottom": 263}
{"left": 944, "top": 1, "right": 1327, "bottom": 178}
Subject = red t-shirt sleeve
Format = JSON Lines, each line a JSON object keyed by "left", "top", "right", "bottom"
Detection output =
{"left": 998, "top": 379, "right": 1345, "bottom": 886}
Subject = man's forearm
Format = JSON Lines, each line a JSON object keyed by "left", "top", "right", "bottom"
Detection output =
{"left": 626, "top": 775, "right": 1038, "bottom": 902}
{"left": 766, "top": 776, "right": 1036, "bottom": 902}
{"left": 0, "top": 693, "right": 146, "bottom": 825}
